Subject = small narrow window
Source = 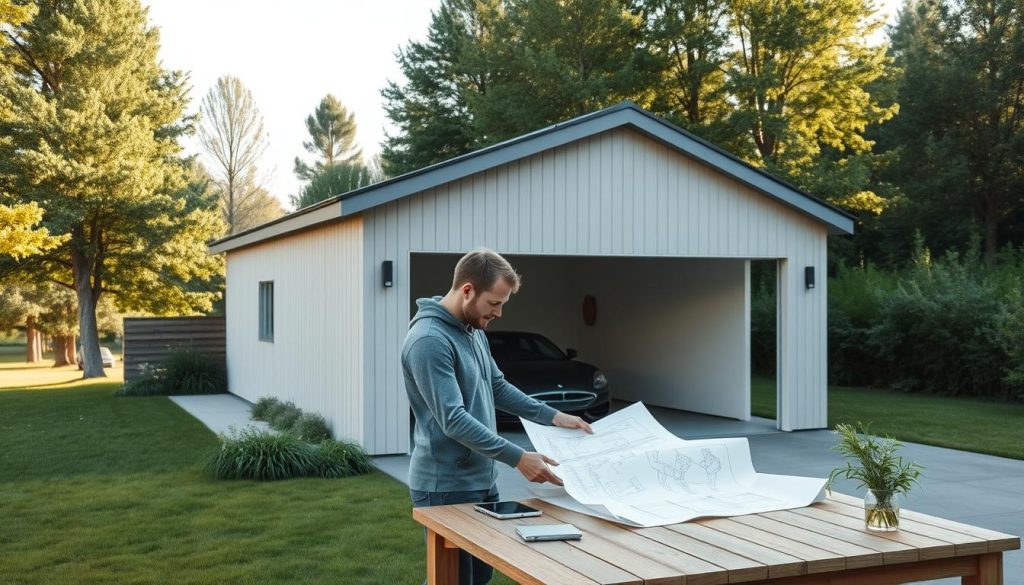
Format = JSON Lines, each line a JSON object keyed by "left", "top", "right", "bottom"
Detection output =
{"left": 259, "top": 281, "right": 274, "bottom": 342}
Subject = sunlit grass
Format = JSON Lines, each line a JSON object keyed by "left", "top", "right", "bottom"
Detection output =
{"left": 0, "top": 353, "right": 440, "bottom": 584}
{"left": 752, "top": 374, "right": 1024, "bottom": 460}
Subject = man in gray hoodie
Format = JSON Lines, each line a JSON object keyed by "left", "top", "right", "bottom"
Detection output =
{"left": 403, "top": 248, "right": 593, "bottom": 585}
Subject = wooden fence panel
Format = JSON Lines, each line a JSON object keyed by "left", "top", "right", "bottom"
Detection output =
{"left": 123, "top": 317, "right": 226, "bottom": 381}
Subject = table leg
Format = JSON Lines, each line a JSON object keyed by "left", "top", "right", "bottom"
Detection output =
{"left": 426, "top": 528, "right": 459, "bottom": 585}
{"left": 963, "top": 553, "right": 1002, "bottom": 585}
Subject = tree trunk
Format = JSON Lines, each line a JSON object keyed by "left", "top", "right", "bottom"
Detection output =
{"left": 66, "top": 336, "right": 77, "bottom": 366}
{"left": 72, "top": 247, "right": 106, "bottom": 378}
{"left": 25, "top": 316, "right": 42, "bottom": 363}
{"left": 53, "top": 336, "right": 69, "bottom": 366}
{"left": 52, "top": 335, "right": 76, "bottom": 367}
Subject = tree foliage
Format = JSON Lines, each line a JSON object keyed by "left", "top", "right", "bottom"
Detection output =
{"left": 880, "top": 0, "right": 1024, "bottom": 261}
{"left": 199, "top": 75, "right": 282, "bottom": 235}
{"left": 289, "top": 162, "right": 374, "bottom": 210}
{"left": 0, "top": 203, "right": 67, "bottom": 259}
{"left": 381, "top": 0, "right": 500, "bottom": 176}
{"left": 0, "top": 0, "right": 224, "bottom": 377}
{"left": 294, "top": 94, "right": 362, "bottom": 181}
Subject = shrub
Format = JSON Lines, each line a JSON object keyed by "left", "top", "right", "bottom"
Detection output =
{"left": 313, "top": 439, "right": 373, "bottom": 478}
{"left": 250, "top": 396, "right": 280, "bottom": 421}
{"left": 161, "top": 347, "right": 227, "bottom": 395}
{"left": 204, "top": 428, "right": 373, "bottom": 481}
{"left": 291, "top": 413, "right": 332, "bottom": 442}
{"left": 203, "top": 427, "right": 318, "bottom": 481}
{"left": 828, "top": 262, "right": 896, "bottom": 386}
{"left": 268, "top": 401, "right": 301, "bottom": 429}
{"left": 869, "top": 249, "right": 1009, "bottom": 397}
{"left": 115, "top": 362, "right": 166, "bottom": 397}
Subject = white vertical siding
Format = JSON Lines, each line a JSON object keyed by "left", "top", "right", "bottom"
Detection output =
{"left": 225, "top": 217, "right": 364, "bottom": 443}
{"left": 359, "top": 127, "right": 830, "bottom": 454}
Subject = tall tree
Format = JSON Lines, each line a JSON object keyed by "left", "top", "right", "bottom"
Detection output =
{"left": 294, "top": 94, "right": 362, "bottom": 181}
{"left": 0, "top": 0, "right": 224, "bottom": 377}
{"left": 641, "top": 0, "right": 732, "bottom": 142}
{"left": 289, "top": 162, "right": 373, "bottom": 210}
{"left": 725, "top": 0, "right": 896, "bottom": 175}
{"left": 381, "top": 0, "right": 501, "bottom": 176}
{"left": 198, "top": 75, "right": 277, "bottom": 235}
{"left": 883, "top": 0, "right": 1024, "bottom": 261}
{"left": 474, "top": 0, "right": 657, "bottom": 141}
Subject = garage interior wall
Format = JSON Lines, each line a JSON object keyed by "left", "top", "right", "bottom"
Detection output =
{"left": 410, "top": 254, "right": 750, "bottom": 421}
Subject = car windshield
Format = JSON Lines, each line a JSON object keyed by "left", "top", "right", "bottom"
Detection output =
{"left": 488, "top": 334, "right": 566, "bottom": 362}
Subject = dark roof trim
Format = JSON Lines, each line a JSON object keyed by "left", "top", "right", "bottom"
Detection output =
{"left": 209, "top": 101, "right": 853, "bottom": 254}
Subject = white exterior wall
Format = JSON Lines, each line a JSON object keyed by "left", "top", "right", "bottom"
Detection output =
{"left": 363, "top": 127, "right": 828, "bottom": 455}
{"left": 225, "top": 217, "right": 364, "bottom": 443}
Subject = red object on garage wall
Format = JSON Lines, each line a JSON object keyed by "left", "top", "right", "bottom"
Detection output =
{"left": 582, "top": 295, "right": 597, "bottom": 326}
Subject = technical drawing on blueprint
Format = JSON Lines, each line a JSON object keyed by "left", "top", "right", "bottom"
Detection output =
{"left": 522, "top": 402, "right": 826, "bottom": 527}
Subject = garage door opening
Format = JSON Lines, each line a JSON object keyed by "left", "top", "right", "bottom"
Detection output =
{"left": 409, "top": 252, "right": 756, "bottom": 429}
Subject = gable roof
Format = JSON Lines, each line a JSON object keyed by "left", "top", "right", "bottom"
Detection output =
{"left": 209, "top": 101, "right": 854, "bottom": 254}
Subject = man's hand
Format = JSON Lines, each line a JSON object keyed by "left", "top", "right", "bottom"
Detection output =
{"left": 516, "top": 452, "right": 564, "bottom": 486}
{"left": 552, "top": 411, "right": 594, "bottom": 434}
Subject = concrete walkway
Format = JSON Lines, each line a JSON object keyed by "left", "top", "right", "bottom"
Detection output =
{"left": 171, "top": 395, "right": 1023, "bottom": 584}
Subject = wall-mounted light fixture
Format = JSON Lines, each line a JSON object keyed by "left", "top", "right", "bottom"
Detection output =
{"left": 805, "top": 266, "right": 815, "bottom": 290}
{"left": 382, "top": 260, "right": 394, "bottom": 288}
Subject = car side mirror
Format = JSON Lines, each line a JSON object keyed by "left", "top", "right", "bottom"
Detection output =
{"left": 565, "top": 348, "right": 578, "bottom": 360}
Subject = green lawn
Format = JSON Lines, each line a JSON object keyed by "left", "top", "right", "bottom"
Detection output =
{"left": 752, "top": 375, "right": 1024, "bottom": 460}
{"left": 0, "top": 353, "right": 518, "bottom": 585}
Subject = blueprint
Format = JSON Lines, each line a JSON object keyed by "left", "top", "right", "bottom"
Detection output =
{"left": 521, "top": 402, "right": 826, "bottom": 527}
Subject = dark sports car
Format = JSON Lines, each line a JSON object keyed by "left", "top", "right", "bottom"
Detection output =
{"left": 486, "top": 331, "right": 611, "bottom": 424}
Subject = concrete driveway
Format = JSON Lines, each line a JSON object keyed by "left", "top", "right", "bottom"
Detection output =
{"left": 375, "top": 401, "right": 1024, "bottom": 585}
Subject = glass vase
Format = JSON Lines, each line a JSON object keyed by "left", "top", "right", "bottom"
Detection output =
{"left": 864, "top": 489, "right": 900, "bottom": 531}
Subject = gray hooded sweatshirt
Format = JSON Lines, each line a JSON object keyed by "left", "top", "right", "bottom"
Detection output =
{"left": 402, "top": 297, "right": 559, "bottom": 492}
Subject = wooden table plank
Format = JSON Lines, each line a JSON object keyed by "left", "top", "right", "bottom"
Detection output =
{"left": 525, "top": 499, "right": 730, "bottom": 585}
{"left": 741, "top": 555, "right": 980, "bottom": 585}
{"left": 635, "top": 526, "right": 770, "bottom": 583}
{"left": 698, "top": 517, "right": 847, "bottom": 574}
{"left": 829, "top": 492, "right": 1021, "bottom": 553}
{"left": 760, "top": 509, "right": 920, "bottom": 564}
{"left": 666, "top": 521, "right": 807, "bottom": 579}
{"left": 449, "top": 504, "right": 642, "bottom": 585}
{"left": 817, "top": 496, "right": 990, "bottom": 556}
{"left": 730, "top": 514, "right": 884, "bottom": 570}
{"left": 414, "top": 506, "right": 601, "bottom": 585}
{"left": 790, "top": 505, "right": 955, "bottom": 560}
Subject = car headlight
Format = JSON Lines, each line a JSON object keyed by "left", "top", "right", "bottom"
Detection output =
{"left": 593, "top": 371, "right": 608, "bottom": 390}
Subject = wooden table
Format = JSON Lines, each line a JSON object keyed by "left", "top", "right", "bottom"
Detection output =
{"left": 412, "top": 493, "right": 1020, "bottom": 584}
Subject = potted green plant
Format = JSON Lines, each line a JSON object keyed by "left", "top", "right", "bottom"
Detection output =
{"left": 827, "top": 423, "right": 924, "bottom": 531}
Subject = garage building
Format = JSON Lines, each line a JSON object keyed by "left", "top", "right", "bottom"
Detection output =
{"left": 208, "top": 101, "right": 854, "bottom": 456}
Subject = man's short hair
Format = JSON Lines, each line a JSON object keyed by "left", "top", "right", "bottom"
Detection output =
{"left": 452, "top": 248, "right": 521, "bottom": 294}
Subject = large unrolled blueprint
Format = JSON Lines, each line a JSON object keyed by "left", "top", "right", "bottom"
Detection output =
{"left": 522, "top": 402, "right": 826, "bottom": 527}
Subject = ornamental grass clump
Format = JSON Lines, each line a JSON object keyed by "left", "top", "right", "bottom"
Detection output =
{"left": 250, "top": 396, "right": 280, "bottom": 420}
{"left": 291, "top": 413, "right": 332, "bottom": 443}
{"left": 313, "top": 439, "right": 373, "bottom": 478}
{"left": 204, "top": 427, "right": 318, "bottom": 481}
{"left": 205, "top": 428, "right": 374, "bottom": 481}
{"left": 828, "top": 423, "right": 924, "bottom": 531}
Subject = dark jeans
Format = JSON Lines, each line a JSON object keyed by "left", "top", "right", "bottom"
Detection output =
{"left": 410, "top": 484, "right": 500, "bottom": 585}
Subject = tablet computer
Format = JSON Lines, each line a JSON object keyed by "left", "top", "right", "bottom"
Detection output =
{"left": 473, "top": 501, "right": 542, "bottom": 520}
{"left": 515, "top": 524, "right": 583, "bottom": 542}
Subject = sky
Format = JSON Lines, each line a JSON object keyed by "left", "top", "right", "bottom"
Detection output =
{"left": 145, "top": 0, "right": 904, "bottom": 210}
